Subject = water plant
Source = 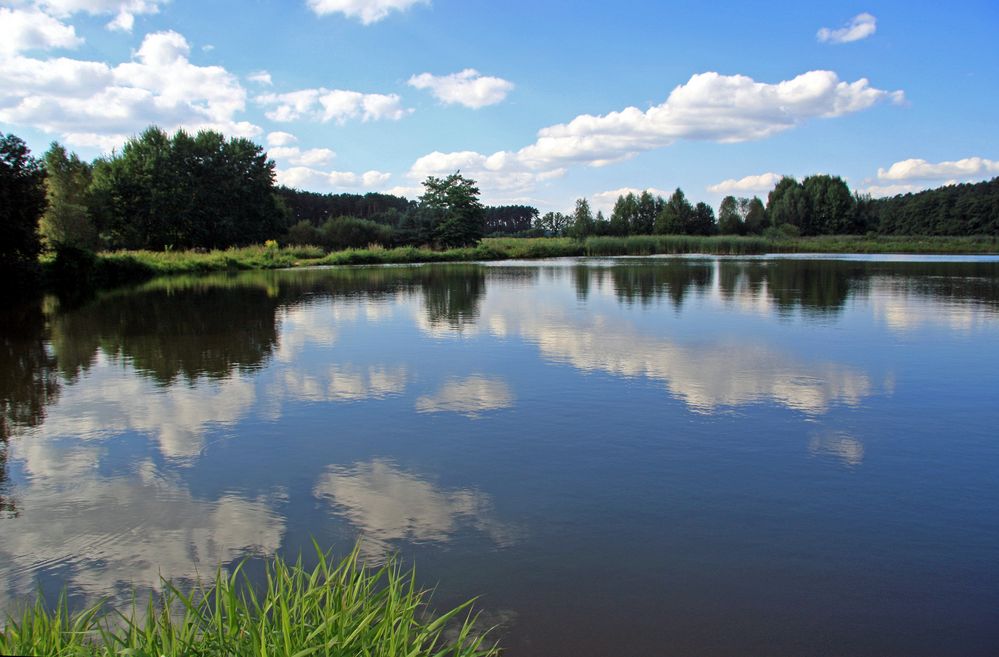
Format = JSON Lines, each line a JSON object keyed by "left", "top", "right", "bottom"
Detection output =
{"left": 0, "top": 544, "right": 500, "bottom": 657}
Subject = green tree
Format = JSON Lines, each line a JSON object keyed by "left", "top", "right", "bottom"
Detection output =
{"left": 567, "top": 198, "right": 595, "bottom": 240}
{"left": 689, "top": 202, "right": 716, "bottom": 236}
{"left": 801, "top": 174, "right": 855, "bottom": 235}
{"left": 766, "top": 176, "right": 807, "bottom": 230}
{"left": 635, "top": 190, "right": 658, "bottom": 235}
{"left": 0, "top": 134, "right": 46, "bottom": 289}
{"left": 654, "top": 188, "right": 693, "bottom": 234}
{"left": 40, "top": 142, "right": 96, "bottom": 250}
{"left": 718, "top": 195, "right": 743, "bottom": 234}
{"left": 609, "top": 192, "right": 637, "bottom": 236}
{"left": 743, "top": 197, "right": 767, "bottom": 234}
{"left": 419, "top": 172, "right": 485, "bottom": 248}
{"left": 537, "top": 211, "right": 571, "bottom": 236}
{"left": 90, "top": 126, "right": 285, "bottom": 250}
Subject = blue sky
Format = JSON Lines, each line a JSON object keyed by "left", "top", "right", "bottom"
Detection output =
{"left": 1, "top": 0, "right": 997, "bottom": 213}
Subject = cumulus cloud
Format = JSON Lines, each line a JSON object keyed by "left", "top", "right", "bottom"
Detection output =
{"left": 305, "top": 0, "right": 427, "bottom": 24}
{"left": 857, "top": 183, "right": 924, "bottom": 198}
{"left": 247, "top": 70, "right": 272, "bottom": 86}
{"left": 406, "top": 70, "right": 902, "bottom": 196}
{"left": 266, "top": 130, "right": 298, "bottom": 147}
{"left": 0, "top": 30, "right": 260, "bottom": 151}
{"left": 818, "top": 12, "right": 877, "bottom": 44}
{"left": 257, "top": 87, "right": 411, "bottom": 124}
{"left": 30, "top": 0, "right": 168, "bottom": 32}
{"left": 707, "top": 172, "right": 783, "bottom": 194}
{"left": 269, "top": 146, "right": 336, "bottom": 167}
{"left": 276, "top": 166, "right": 391, "bottom": 190}
{"left": 877, "top": 156, "right": 999, "bottom": 181}
{"left": 407, "top": 69, "right": 514, "bottom": 109}
{"left": 0, "top": 6, "right": 82, "bottom": 54}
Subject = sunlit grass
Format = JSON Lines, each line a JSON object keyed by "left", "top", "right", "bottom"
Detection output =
{"left": 0, "top": 544, "right": 500, "bottom": 657}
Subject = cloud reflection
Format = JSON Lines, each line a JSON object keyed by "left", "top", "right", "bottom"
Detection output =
{"left": 26, "top": 356, "right": 255, "bottom": 460}
{"left": 809, "top": 431, "right": 865, "bottom": 466}
{"left": 0, "top": 441, "right": 284, "bottom": 610}
{"left": 481, "top": 300, "right": 872, "bottom": 414}
{"left": 415, "top": 376, "right": 514, "bottom": 417}
{"left": 313, "top": 459, "right": 516, "bottom": 561}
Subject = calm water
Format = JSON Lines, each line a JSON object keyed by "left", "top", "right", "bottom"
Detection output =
{"left": 2, "top": 256, "right": 998, "bottom": 656}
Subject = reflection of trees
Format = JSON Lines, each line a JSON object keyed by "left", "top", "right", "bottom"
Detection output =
{"left": 419, "top": 265, "right": 486, "bottom": 332}
{"left": 48, "top": 285, "right": 282, "bottom": 385}
{"left": 610, "top": 262, "right": 712, "bottom": 307}
{"left": 0, "top": 301, "right": 61, "bottom": 518}
{"left": 766, "top": 260, "right": 859, "bottom": 316}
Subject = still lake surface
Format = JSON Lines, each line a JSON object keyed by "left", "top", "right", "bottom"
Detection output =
{"left": 1, "top": 255, "right": 998, "bottom": 656}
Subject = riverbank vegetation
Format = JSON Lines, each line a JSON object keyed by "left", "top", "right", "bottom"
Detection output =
{"left": 0, "top": 545, "right": 499, "bottom": 657}
{"left": 3, "top": 126, "right": 998, "bottom": 294}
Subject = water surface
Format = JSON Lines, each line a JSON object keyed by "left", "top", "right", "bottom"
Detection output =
{"left": 2, "top": 256, "right": 998, "bottom": 656}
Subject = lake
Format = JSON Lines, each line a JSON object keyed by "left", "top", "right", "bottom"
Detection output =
{"left": 2, "top": 255, "right": 998, "bottom": 656}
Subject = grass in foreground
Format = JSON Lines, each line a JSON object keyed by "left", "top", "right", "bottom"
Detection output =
{"left": 0, "top": 544, "right": 500, "bottom": 657}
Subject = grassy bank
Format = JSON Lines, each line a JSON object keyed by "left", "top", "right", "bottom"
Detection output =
{"left": 0, "top": 545, "right": 499, "bottom": 657}
{"left": 39, "top": 235, "right": 998, "bottom": 289}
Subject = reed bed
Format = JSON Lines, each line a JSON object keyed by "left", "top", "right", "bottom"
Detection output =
{"left": 0, "top": 545, "right": 500, "bottom": 657}
{"left": 582, "top": 235, "right": 770, "bottom": 256}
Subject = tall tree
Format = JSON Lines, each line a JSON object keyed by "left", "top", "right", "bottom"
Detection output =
{"left": 689, "top": 202, "right": 717, "bottom": 236}
{"left": 40, "top": 142, "right": 96, "bottom": 250}
{"left": 655, "top": 188, "right": 693, "bottom": 234}
{"left": 568, "top": 198, "right": 595, "bottom": 239}
{"left": 419, "top": 172, "right": 485, "bottom": 248}
{"left": 0, "top": 134, "right": 46, "bottom": 288}
{"left": 766, "top": 176, "right": 807, "bottom": 230}
{"left": 635, "top": 190, "right": 658, "bottom": 235}
{"left": 90, "top": 127, "right": 285, "bottom": 250}
{"left": 609, "top": 192, "right": 638, "bottom": 236}
{"left": 743, "top": 196, "right": 767, "bottom": 234}
{"left": 718, "top": 196, "right": 743, "bottom": 234}
{"left": 801, "top": 174, "right": 855, "bottom": 235}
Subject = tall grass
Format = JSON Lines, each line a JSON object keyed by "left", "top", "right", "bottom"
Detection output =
{"left": 582, "top": 235, "right": 770, "bottom": 256}
{"left": 0, "top": 544, "right": 500, "bottom": 657}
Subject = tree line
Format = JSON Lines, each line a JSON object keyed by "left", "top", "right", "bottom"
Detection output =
{"left": 3, "top": 125, "right": 997, "bottom": 291}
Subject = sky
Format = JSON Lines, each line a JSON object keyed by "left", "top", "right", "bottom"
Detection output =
{"left": 1, "top": 0, "right": 997, "bottom": 213}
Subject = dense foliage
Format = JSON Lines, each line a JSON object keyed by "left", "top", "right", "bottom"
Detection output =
{"left": 867, "top": 177, "right": 999, "bottom": 235}
{"left": 89, "top": 127, "right": 287, "bottom": 250}
{"left": 0, "top": 134, "right": 46, "bottom": 289}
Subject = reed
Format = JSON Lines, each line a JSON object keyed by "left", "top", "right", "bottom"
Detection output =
{"left": 0, "top": 544, "right": 500, "bottom": 657}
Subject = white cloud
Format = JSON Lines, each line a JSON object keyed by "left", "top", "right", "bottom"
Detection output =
{"left": 0, "top": 7, "right": 82, "bottom": 54}
{"left": 269, "top": 146, "right": 336, "bottom": 167}
{"left": 818, "top": 12, "right": 877, "bottom": 44}
{"left": 276, "top": 166, "right": 391, "bottom": 190}
{"left": 406, "top": 70, "right": 902, "bottom": 198}
{"left": 857, "top": 183, "right": 924, "bottom": 198}
{"left": 32, "top": 0, "right": 169, "bottom": 32}
{"left": 257, "top": 87, "right": 411, "bottom": 124}
{"left": 247, "top": 70, "right": 272, "bottom": 86}
{"left": 876, "top": 156, "right": 999, "bottom": 181}
{"left": 407, "top": 69, "right": 514, "bottom": 109}
{"left": 0, "top": 30, "right": 260, "bottom": 151}
{"left": 707, "top": 172, "right": 783, "bottom": 194}
{"left": 266, "top": 130, "right": 297, "bottom": 147}
{"left": 305, "top": 0, "right": 427, "bottom": 24}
